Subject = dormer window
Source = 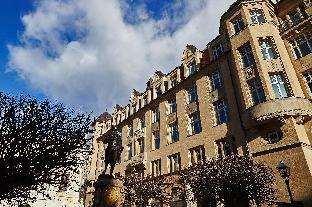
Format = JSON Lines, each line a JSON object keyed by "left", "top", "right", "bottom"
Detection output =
{"left": 212, "top": 43, "right": 224, "bottom": 60}
{"left": 188, "top": 64, "right": 198, "bottom": 75}
{"left": 131, "top": 102, "right": 137, "bottom": 114}
{"left": 156, "top": 87, "right": 162, "bottom": 98}
{"left": 171, "top": 76, "right": 177, "bottom": 88}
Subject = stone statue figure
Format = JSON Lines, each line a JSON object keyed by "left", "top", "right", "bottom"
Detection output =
{"left": 103, "top": 126, "right": 123, "bottom": 176}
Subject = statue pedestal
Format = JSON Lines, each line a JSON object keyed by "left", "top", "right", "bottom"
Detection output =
{"left": 93, "top": 174, "right": 123, "bottom": 207}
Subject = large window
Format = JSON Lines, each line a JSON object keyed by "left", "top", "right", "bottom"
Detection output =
{"left": 189, "top": 112, "right": 201, "bottom": 135}
{"left": 260, "top": 38, "right": 277, "bottom": 60}
{"left": 212, "top": 43, "right": 224, "bottom": 60}
{"left": 153, "top": 131, "right": 160, "bottom": 150}
{"left": 303, "top": 71, "right": 312, "bottom": 94}
{"left": 232, "top": 15, "right": 245, "bottom": 34}
{"left": 249, "top": 79, "right": 266, "bottom": 105}
{"left": 187, "top": 83, "right": 198, "bottom": 104}
{"left": 240, "top": 44, "right": 255, "bottom": 68}
{"left": 216, "top": 137, "right": 237, "bottom": 157}
{"left": 156, "top": 87, "right": 162, "bottom": 98}
{"left": 168, "top": 153, "right": 181, "bottom": 174}
{"left": 210, "top": 70, "right": 222, "bottom": 91}
{"left": 270, "top": 74, "right": 288, "bottom": 99}
{"left": 215, "top": 100, "right": 229, "bottom": 125}
{"left": 151, "top": 159, "right": 161, "bottom": 177}
{"left": 289, "top": 33, "right": 312, "bottom": 59}
{"left": 168, "top": 98, "right": 177, "bottom": 114}
{"left": 153, "top": 107, "right": 160, "bottom": 123}
{"left": 189, "top": 145, "right": 205, "bottom": 165}
{"left": 169, "top": 122, "right": 179, "bottom": 143}
{"left": 250, "top": 10, "right": 265, "bottom": 24}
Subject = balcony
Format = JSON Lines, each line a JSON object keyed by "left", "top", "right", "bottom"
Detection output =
{"left": 242, "top": 97, "right": 312, "bottom": 127}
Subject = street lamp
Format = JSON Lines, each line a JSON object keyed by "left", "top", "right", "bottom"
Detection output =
{"left": 276, "top": 160, "right": 294, "bottom": 204}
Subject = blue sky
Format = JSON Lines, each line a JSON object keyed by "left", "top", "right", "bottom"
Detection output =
{"left": 2, "top": 0, "right": 235, "bottom": 114}
{"left": 0, "top": 0, "right": 44, "bottom": 98}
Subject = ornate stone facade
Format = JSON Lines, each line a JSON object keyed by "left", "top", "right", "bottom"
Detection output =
{"left": 86, "top": 0, "right": 312, "bottom": 206}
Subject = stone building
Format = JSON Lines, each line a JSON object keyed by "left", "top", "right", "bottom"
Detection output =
{"left": 85, "top": 0, "right": 312, "bottom": 206}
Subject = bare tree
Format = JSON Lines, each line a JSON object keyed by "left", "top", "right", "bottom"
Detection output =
{"left": 180, "top": 155, "right": 276, "bottom": 207}
{"left": 0, "top": 92, "right": 92, "bottom": 204}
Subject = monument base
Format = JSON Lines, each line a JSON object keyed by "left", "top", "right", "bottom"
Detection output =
{"left": 93, "top": 174, "right": 123, "bottom": 207}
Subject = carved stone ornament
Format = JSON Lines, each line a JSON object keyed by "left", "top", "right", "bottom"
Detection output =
{"left": 151, "top": 122, "right": 160, "bottom": 132}
{"left": 186, "top": 102, "right": 198, "bottom": 115}
{"left": 167, "top": 112, "right": 177, "bottom": 125}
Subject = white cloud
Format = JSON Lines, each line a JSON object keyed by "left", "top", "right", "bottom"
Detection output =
{"left": 8, "top": 0, "right": 235, "bottom": 114}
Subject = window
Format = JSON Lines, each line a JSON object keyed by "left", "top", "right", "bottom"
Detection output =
{"left": 140, "top": 116, "right": 145, "bottom": 128}
{"left": 260, "top": 38, "right": 277, "bottom": 60}
{"left": 168, "top": 153, "right": 181, "bottom": 173}
{"left": 151, "top": 159, "right": 161, "bottom": 177}
{"left": 171, "top": 76, "right": 177, "bottom": 87}
{"left": 266, "top": 130, "right": 283, "bottom": 144}
{"left": 127, "top": 144, "right": 132, "bottom": 160}
{"left": 240, "top": 44, "right": 255, "bottom": 68}
{"left": 249, "top": 79, "right": 266, "bottom": 105}
{"left": 303, "top": 71, "right": 312, "bottom": 94}
{"left": 250, "top": 10, "right": 265, "bottom": 24}
{"left": 216, "top": 137, "right": 237, "bottom": 157}
{"left": 289, "top": 33, "right": 312, "bottom": 59}
{"left": 156, "top": 87, "right": 162, "bottom": 98}
{"left": 188, "top": 64, "right": 198, "bottom": 75}
{"left": 189, "top": 112, "right": 201, "bottom": 135}
{"left": 212, "top": 43, "right": 224, "bottom": 59}
{"left": 187, "top": 83, "right": 198, "bottom": 104}
{"left": 169, "top": 122, "right": 179, "bottom": 143}
{"left": 153, "top": 107, "right": 160, "bottom": 123}
{"left": 142, "top": 96, "right": 148, "bottom": 107}
{"left": 189, "top": 145, "right": 205, "bottom": 165}
{"left": 215, "top": 101, "right": 229, "bottom": 125}
{"left": 289, "top": 10, "right": 302, "bottom": 25}
{"left": 232, "top": 15, "right": 245, "bottom": 34}
{"left": 153, "top": 131, "right": 160, "bottom": 150}
{"left": 138, "top": 139, "right": 144, "bottom": 153}
{"left": 270, "top": 74, "right": 288, "bottom": 99}
{"left": 210, "top": 71, "right": 222, "bottom": 91}
{"left": 132, "top": 103, "right": 137, "bottom": 114}
{"left": 128, "top": 125, "right": 133, "bottom": 137}
{"left": 168, "top": 98, "right": 177, "bottom": 114}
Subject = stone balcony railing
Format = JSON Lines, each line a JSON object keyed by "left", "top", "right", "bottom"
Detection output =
{"left": 242, "top": 97, "right": 312, "bottom": 127}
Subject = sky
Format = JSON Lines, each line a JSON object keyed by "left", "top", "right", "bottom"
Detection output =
{"left": 0, "top": 0, "right": 240, "bottom": 115}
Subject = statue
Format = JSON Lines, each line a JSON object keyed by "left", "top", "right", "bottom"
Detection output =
{"left": 103, "top": 126, "right": 123, "bottom": 176}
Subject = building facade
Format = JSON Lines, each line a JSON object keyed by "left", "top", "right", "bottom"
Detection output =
{"left": 85, "top": 0, "right": 312, "bottom": 206}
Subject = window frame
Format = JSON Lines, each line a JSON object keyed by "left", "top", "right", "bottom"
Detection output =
{"left": 210, "top": 70, "right": 222, "bottom": 91}
{"left": 289, "top": 32, "right": 312, "bottom": 59}
{"left": 153, "top": 131, "right": 160, "bottom": 150}
{"left": 260, "top": 38, "right": 277, "bottom": 60}
{"left": 240, "top": 44, "right": 256, "bottom": 68}
{"left": 187, "top": 83, "right": 198, "bottom": 104}
{"left": 215, "top": 100, "right": 229, "bottom": 125}
{"left": 232, "top": 15, "right": 245, "bottom": 34}
{"left": 189, "top": 112, "right": 201, "bottom": 135}
{"left": 249, "top": 78, "right": 266, "bottom": 105}
{"left": 303, "top": 71, "right": 312, "bottom": 95}
{"left": 270, "top": 74, "right": 289, "bottom": 99}
{"left": 168, "top": 98, "right": 177, "bottom": 114}
{"left": 169, "top": 122, "right": 179, "bottom": 143}
{"left": 250, "top": 9, "right": 265, "bottom": 24}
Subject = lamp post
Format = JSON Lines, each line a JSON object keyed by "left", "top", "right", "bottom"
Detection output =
{"left": 276, "top": 160, "right": 294, "bottom": 204}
